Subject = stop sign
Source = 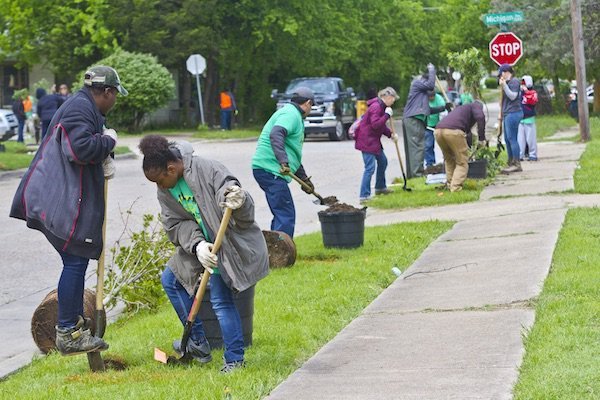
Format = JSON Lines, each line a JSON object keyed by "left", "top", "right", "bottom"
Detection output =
{"left": 489, "top": 32, "right": 523, "bottom": 66}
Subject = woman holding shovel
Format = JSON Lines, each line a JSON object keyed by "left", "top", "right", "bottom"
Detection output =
{"left": 139, "top": 135, "right": 269, "bottom": 373}
{"left": 354, "top": 87, "right": 399, "bottom": 204}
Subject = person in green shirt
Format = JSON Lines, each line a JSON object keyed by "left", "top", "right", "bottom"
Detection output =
{"left": 252, "top": 87, "right": 315, "bottom": 238}
{"left": 424, "top": 91, "right": 447, "bottom": 172}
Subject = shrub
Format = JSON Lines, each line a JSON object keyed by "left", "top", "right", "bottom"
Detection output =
{"left": 484, "top": 77, "right": 498, "bottom": 89}
{"left": 78, "top": 49, "right": 175, "bottom": 132}
{"left": 104, "top": 213, "right": 173, "bottom": 313}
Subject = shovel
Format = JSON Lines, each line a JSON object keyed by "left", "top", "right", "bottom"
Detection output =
{"left": 288, "top": 172, "right": 337, "bottom": 205}
{"left": 154, "top": 207, "right": 233, "bottom": 365}
{"left": 87, "top": 179, "right": 108, "bottom": 372}
{"left": 389, "top": 119, "right": 412, "bottom": 192}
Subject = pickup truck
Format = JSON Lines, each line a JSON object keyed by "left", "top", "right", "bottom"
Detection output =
{"left": 271, "top": 77, "right": 356, "bottom": 141}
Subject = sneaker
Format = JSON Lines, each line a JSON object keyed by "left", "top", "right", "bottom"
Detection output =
{"left": 375, "top": 188, "right": 393, "bottom": 195}
{"left": 359, "top": 197, "right": 370, "bottom": 205}
{"left": 221, "top": 360, "right": 245, "bottom": 373}
{"left": 173, "top": 338, "right": 212, "bottom": 363}
{"left": 528, "top": 157, "right": 538, "bottom": 161}
{"left": 55, "top": 316, "right": 109, "bottom": 356}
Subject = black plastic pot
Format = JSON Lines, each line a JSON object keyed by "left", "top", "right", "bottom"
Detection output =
{"left": 467, "top": 159, "right": 488, "bottom": 179}
{"left": 318, "top": 208, "right": 366, "bottom": 249}
{"left": 199, "top": 285, "right": 254, "bottom": 349}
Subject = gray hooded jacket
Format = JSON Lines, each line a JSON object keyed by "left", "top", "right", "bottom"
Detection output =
{"left": 157, "top": 142, "right": 269, "bottom": 295}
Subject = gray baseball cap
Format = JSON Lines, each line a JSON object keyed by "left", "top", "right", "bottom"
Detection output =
{"left": 292, "top": 87, "right": 314, "bottom": 102}
{"left": 84, "top": 66, "right": 128, "bottom": 96}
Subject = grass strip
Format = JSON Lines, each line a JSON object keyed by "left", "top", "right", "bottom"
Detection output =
{"left": 574, "top": 117, "right": 600, "bottom": 193}
{"left": 513, "top": 208, "right": 600, "bottom": 399}
{"left": 0, "top": 221, "right": 452, "bottom": 399}
{"left": 536, "top": 115, "right": 578, "bottom": 141}
{"left": 0, "top": 142, "right": 35, "bottom": 170}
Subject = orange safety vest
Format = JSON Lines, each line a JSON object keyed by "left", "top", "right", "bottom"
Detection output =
{"left": 220, "top": 92, "right": 233, "bottom": 109}
{"left": 23, "top": 96, "right": 33, "bottom": 113}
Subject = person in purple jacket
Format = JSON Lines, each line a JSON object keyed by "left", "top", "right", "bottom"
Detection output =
{"left": 354, "top": 87, "right": 399, "bottom": 203}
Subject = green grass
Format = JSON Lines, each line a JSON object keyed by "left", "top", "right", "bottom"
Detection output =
{"left": 536, "top": 114, "right": 578, "bottom": 141}
{"left": 114, "top": 145, "right": 132, "bottom": 155}
{"left": 366, "top": 176, "right": 489, "bottom": 209}
{"left": 0, "top": 141, "right": 35, "bottom": 170}
{"left": 574, "top": 117, "right": 600, "bottom": 193}
{"left": 192, "top": 127, "right": 260, "bottom": 140}
{"left": 0, "top": 221, "right": 452, "bottom": 399}
{"left": 513, "top": 208, "right": 600, "bottom": 399}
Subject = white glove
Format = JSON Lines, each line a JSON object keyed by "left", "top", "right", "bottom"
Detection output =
{"left": 196, "top": 241, "right": 218, "bottom": 271}
{"left": 102, "top": 156, "right": 116, "bottom": 179}
{"left": 391, "top": 133, "right": 399, "bottom": 143}
{"left": 103, "top": 128, "right": 118, "bottom": 147}
{"left": 220, "top": 185, "right": 246, "bottom": 210}
{"left": 427, "top": 63, "right": 435, "bottom": 71}
{"left": 384, "top": 107, "right": 393, "bottom": 117}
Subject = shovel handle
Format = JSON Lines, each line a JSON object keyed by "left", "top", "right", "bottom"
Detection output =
{"left": 288, "top": 172, "right": 325, "bottom": 204}
{"left": 435, "top": 76, "right": 451, "bottom": 105}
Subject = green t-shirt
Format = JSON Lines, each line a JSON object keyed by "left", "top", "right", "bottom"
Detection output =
{"left": 460, "top": 93, "right": 474, "bottom": 105}
{"left": 427, "top": 93, "right": 446, "bottom": 128}
{"left": 168, "top": 178, "right": 219, "bottom": 274}
{"left": 251, "top": 103, "right": 304, "bottom": 182}
{"left": 521, "top": 116, "right": 535, "bottom": 124}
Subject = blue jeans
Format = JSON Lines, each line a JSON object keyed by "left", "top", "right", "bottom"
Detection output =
{"left": 161, "top": 266, "right": 244, "bottom": 363}
{"left": 424, "top": 127, "right": 435, "bottom": 167}
{"left": 360, "top": 150, "right": 387, "bottom": 199}
{"left": 253, "top": 168, "right": 296, "bottom": 237}
{"left": 220, "top": 110, "right": 232, "bottom": 130}
{"left": 17, "top": 119, "right": 25, "bottom": 142}
{"left": 503, "top": 111, "right": 523, "bottom": 161}
{"left": 57, "top": 251, "right": 90, "bottom": 329}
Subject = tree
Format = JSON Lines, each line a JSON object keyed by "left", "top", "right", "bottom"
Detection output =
{"left": 79, "top": 50, "right": 175, "bottom": 132}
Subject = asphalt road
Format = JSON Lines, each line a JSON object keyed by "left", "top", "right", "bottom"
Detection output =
{"left": 0, "top": 102, "right": 500, "bottom": 377}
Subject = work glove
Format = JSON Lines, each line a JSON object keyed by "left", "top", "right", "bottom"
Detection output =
{"left": 301, "top": 176, "right": 315, "bottom": 194}
{"left": 279, "top": 163, "right": 290, "bottom": 175}
{"left": 220, "top": 185, "right": 246, "bottom": 210}
{"left": 427, "top": 63, "right": 435, "bottom": 71}
{"left": 102, "top": 156, "right": 116, "bottom": 180}
{"left": 195, "top": 241, "right": 218, "bottom": 271}
{"left": 384, "top": 107, "right": 393, "bottom": 117}
{"left": 445, "top": 102, "right": 453, "bottom": 112}
{"left": 477, "top": 140, "right": 489, "bottom": 149}
{"left": 103, "top": 128, "right": 118, "bottom": 148}
{"left": 391, "top": 133, "right": 399, "bottom": 143}
{"left": 234, "top": 110, "right": 239, "bottom": 116}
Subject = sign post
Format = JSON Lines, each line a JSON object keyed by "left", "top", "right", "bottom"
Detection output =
{"left": 186, "top": 54, "right": 207, "bottom": 125}
{"left": 489, "top": 32, "right": 523, "bottom": 66}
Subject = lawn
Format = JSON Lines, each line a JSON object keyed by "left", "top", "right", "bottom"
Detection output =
{"left": 513, "top": 208, "right": 600, "bottom": 399}
{"left": 0, "top": 221, "right": 453, "bottom": 399}
{"left": 574, "top": 116, "right": 600, "bottom": 193}
{"left": 536, "top": 114, "right": 578, "bottom": 141}
{"left": 0, "top": 141, "right": 35, "bottom": 170}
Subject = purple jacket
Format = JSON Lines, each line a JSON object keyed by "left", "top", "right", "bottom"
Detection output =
{"left": 354, "top": 98, "right": 391, "bottom": 155}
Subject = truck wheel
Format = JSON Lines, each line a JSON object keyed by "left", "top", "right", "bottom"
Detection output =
{"left": 328, "top": 119, "right": 345, "bottom": 141}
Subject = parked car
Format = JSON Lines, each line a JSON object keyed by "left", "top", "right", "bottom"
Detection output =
{"left": 271, "top": 77, "right": 356, "bottom": 141}
{"left": 0, "top": 109, "right": 19, "bottom": 139}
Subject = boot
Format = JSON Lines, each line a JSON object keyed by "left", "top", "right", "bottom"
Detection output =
{"left": 173, "top": 338, "right": 212, "bottom": 363}
{"left": 501, "top": 158, "right": 515, "bottom": 174}
{"left": 55, "top": 316, "right": 109, "bottom": 356}
{"left": 512, "top": 159, "right": 523, "bottom": 172}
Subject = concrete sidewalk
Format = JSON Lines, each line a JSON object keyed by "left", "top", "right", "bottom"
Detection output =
{"left": 267, "top": 135, "right": 590, "bottom": 399}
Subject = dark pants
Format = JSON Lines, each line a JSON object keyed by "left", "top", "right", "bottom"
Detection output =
{"left": 57, "top": 251, "right": 90, "bottom": 329}
{"left": 424, "top": 127, "right": 436, "bottom": 167}
{"left": 41, "top": 120, "right": 52, "bottom": 141}
{"left": 402, "top": 117, "right": 426, "bottom": 178}
{"left": 17, "top": 119, "right": 25, "bottom": 143}
{"left": 220, "top": 110, "right": 232, "bottom": 130}
{"left": 253, "top": 168, "right": 296, "bottom": 237}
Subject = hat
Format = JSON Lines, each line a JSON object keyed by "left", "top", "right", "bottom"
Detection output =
{"left": 291, "top": 86, "right": 314, "bottom": 102}
{"left": 84, "top": 66, "right": 128, "bottom": 96}
{"left": 497, "top": 63, "right": 513, "bottom": 75}
{"left": 521, "top": 75, "right": 533, "bottom": 89}
{"left": 379, "top": 86, "right": 399, "bottom": 100}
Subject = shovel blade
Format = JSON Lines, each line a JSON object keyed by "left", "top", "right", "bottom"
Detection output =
{"left": 87, "top": 351, "right": 105, "bottom": 372}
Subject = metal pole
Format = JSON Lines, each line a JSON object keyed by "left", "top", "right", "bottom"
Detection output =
{"left": 570, "top": 0, "right": 590, "bottom": 141}
{"left": 195, "top": 73, "right": 205, "bottom": 125}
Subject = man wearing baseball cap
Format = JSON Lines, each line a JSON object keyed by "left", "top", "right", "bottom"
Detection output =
{"left": 10, "top": 65, "right": 127, "bottom": 359}
{"left": 252, "top": 86, "right": 315, "bottom": 238}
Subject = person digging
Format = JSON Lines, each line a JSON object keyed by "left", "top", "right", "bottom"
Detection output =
{"left": 10, "top": 66, "right": 127, "bottom": 355}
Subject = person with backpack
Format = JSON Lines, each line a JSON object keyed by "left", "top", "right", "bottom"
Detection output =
{"left": 354, "top": 87, "right": 399, "bottom": 204}
{"left": 518, "top": 75, "right": 538, "bottom": 162}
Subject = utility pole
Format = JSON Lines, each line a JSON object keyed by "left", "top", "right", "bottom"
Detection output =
{"left": 570, "top": 0, "right": 590, "bottom": 141}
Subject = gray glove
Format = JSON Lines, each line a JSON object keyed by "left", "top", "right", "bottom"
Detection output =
{"left": 102, "top": 156, "right": 115, "bottom": 180}
{"left": 220, "top": 185, "right": 246, "bottom": 210}
{"left": 195, "top": 241, "right": 218, "bottom": 272}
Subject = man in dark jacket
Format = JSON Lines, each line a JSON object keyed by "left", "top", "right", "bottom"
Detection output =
{"left": 10, "top": 66, "right": 127, "bottom": 356}
{"left": 12, "top": 93, "right": 26, "bottom": 143}
{"left": 434, "top": 101, "right": 486, "bottom": 192}
{"left": 36, "top": 87, "right": 64, "bottom": 141}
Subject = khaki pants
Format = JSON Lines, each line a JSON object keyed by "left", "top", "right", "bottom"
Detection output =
{"left": 434, "top": 128, "right": 468, "bottom": 192}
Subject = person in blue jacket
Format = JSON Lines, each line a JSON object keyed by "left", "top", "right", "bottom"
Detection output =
{"left": 10, "top": 66, "right": 127, "bottom": 357}
{"left": 35, "top": 87, "right": 64, "bottom": 141}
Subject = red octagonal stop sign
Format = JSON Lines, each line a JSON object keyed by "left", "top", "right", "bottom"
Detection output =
{"left": 489, "top": 32, "right": 523, "bottom": 66}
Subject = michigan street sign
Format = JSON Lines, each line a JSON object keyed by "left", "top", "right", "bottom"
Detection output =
{"left": 483, "top": 11, "right": 524, "bottom": 26}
